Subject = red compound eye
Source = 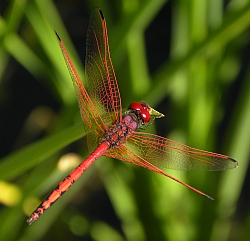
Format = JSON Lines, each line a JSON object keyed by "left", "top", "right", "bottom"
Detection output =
{"left": 140, "top": 102, "right": 150, "bottom": 112}
{"left": 140, "top": 109, "right": 151, "bottom": 123}
{"left": 129, "top": 102, "right": 150, "bottom": 123}
{"left": 129, "top": 102, "right": 142, "bottom": 111}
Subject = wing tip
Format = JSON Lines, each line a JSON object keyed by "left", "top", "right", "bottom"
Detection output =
{"left": 205, "top": 194, "right": 214, "bottom": 201}
{"left": 54, "top": 30, "right": 61, "bottom": 41}
{"left": 228, "top": 157, "right": 238, "bottom": 168}
{"left": 98, "top": 8, "right": 105, "bottom": 20}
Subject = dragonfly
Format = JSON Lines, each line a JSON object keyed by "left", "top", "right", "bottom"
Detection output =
{"left": 27, "top": 8, "right": 238, "bottom": 225}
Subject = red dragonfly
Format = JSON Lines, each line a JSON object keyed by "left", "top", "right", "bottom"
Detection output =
{"left": 27, "top": 8, "right": 238, "bottom": 225}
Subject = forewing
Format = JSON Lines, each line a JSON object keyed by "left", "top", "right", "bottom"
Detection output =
{"left": 102, "top": 139, "right": 219, "bottom": 199}
{"left": 123, "top": 132, "right": 238, "bottom": 171}
{"left": 85, "top": 8, "right": 122, "bottom": 126}
{"left": 104, "top": 132, "right": 237, "bottom": 171}
{"left": 55, "top": 32, "right": 106, "bottom": 152}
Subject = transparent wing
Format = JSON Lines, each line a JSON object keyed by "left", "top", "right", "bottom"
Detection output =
{"left": 56, "top": 8, "right": 123, "bottom": 153}
{"left": 85, "top": 8, "right": 122, "bottom": 126}
{"left": 123, "top": 132, "right": 238, "bottom": 171}
{"left": 103, "top": 132, "right": 237, "bottom": 198}
{"left": 55, "top": 31, "right": 107, "bottom": 152}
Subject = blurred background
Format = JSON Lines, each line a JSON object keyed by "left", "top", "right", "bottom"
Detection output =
{"left": 0, "top": 0, "right": 250, "bottom": 240}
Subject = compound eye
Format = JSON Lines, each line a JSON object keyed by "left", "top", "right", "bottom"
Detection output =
{"left": 140, "top": 102, "right": 150, "bottom": 112}
{"left": 140, "top": 109, "right": 151, "bottom": 123}
{"left": 129, "top": 102, "right": 142, "bottom": 111}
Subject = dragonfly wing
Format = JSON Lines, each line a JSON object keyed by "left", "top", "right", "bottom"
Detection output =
{"left": 123, "top": 132, "right": 238, "bottom": 171}
{"left": 55, "top": 32, "right": 106, "bottom": 153}
{"left": 105, "top": 132, "right": 238, "bottom": 171}
{"left": 56, "top": 8, "right": 123, "bottom": 153}
{"left": 85, "top": 8, "right": 122, "bottom": 125}
{"left": 103, "top": 138, "right": 220, "bottom": 199}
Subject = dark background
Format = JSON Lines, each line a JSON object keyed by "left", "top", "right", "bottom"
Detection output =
{"left": 0, "top": 0, "right": 249, "bottom": 241}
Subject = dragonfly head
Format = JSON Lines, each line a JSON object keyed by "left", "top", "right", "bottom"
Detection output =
{"left": 128, "top": 102, "right": 164, "bottom": 129}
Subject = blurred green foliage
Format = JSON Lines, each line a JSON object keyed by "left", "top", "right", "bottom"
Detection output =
{"left": 0, "top": 0, "right": 250, "bottom": 240}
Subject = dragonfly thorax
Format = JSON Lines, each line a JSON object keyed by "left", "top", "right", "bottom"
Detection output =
{"left": 102, "top": 101, "right": 164, "bottom": 149}
{"left": 103, "top": 114, "right": 138, "bottom": 148}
